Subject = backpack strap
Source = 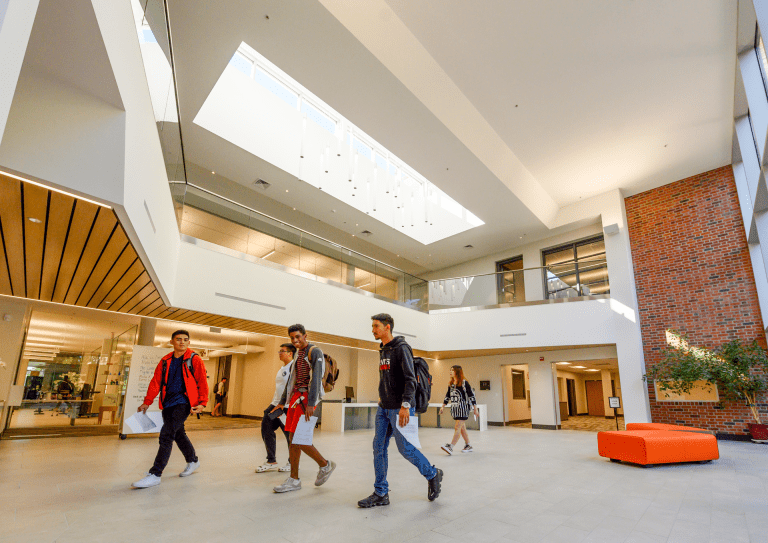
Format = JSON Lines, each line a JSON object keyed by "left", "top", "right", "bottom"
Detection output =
{"left": 160, "top": 358, "right": 167, "bottom": 405}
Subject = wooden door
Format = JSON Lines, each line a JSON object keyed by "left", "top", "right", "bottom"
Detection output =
{"left": 566, "top": 379, "right": 577, "bottom": 415}
{"left": 585, "top": 380, "right": 605, "bottom": 416}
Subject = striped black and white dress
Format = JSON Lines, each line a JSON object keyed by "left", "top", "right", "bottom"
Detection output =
{"left": 443, "top": 380, "right": 477, "bottom": 420}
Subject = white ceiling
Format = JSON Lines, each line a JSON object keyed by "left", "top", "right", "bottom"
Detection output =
{"left": 165, "top": 0, "right": 736, "bottom": 273}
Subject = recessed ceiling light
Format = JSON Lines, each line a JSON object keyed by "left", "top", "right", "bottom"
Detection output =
{"left": 585, "top": 369, "right": 599, "bottom": 372}
{"left": 211, "top": 171, "right": 215, "bottom": 174}
{"left": 285, "top": 189, "right": 289, "bottom": 192}
{"left": 104, "top": 301, "right": 111, "bottom": 304}
{"left": 556, "top": 362, "right": 570, "bottom": 365}
{"left": 293, "top": 208, "right": 296, "bottom": 210}
{"left": 28, "top": 217, "right": 42, "bottom": 224}
{"left": 571, "top": 365, "right": 586, "bottom": 369}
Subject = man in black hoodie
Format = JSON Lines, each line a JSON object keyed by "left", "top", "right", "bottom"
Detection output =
{"left": 358, "top": 313, "right": 443, "bottom": 508}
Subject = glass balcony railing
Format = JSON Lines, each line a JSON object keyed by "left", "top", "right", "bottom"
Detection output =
{"left": 428, "top": 260, "right": 609, "bottom": 312}
{"left": 176, "top": 183, "right": 429, "bottom": 311}
{"left": 175, "top": 184, "right": 608, "bottom": 314}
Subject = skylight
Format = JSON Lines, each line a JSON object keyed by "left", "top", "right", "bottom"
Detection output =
{"left": 193, "top": 42, "right": 484, "bottom": 245}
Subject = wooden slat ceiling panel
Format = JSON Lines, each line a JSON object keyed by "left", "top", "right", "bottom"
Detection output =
{"left": 76, "top": 230, "right": 128, "bottom": 307}
{"left": 0, "top": 220, "right": 12, "bottom": 295}
{"left": 0, "top": 173, "right": 424, "bottom": 357}
{"left": 95, "top": 259, "right": 144, "bottom": 310}
{"left": 52, "top": 202, "right": 98, "bottom": 303}
{"left": 40, "top": 192, "right": 75, "bottom": 301}
{"left": 111, "top": 271, "right": 152, "bottom": 311}
{"left": 64, "top": 210, "right": 117, "bottom": 305}
{"left": 0, "top": 179, "right": 25, "bottom": 296}
{"left": 23, "top": 184, "right": 48, "bottom": 299}
{"left": 87, "top": 245, "right": 137, "bottom": 308}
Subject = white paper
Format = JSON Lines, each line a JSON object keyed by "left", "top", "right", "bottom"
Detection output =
{"left": 124, "top": 412, "right": 163, "bottom": 434}
{"left": 291, "top": 416, "right": 318, "bottom": 446}
{"left": 396, "top": 416, "right": 421, "bottom": 449}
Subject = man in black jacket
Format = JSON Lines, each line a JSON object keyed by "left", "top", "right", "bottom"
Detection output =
{"left": 358, "top": 313, "right": 443, "bottom": 508}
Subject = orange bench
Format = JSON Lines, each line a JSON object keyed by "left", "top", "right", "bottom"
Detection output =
{"left": 626, "top": 422, "right": 712, "bottom": 434}
{"left": 597, "top": 429, "right": 719, "bottom": 466}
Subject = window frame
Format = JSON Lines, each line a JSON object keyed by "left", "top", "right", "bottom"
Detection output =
{"left": 541, "top": 235, "right": 608, "bottom": 299}
{"left": 495, "top": 255, "right": 524, "bottom": 304}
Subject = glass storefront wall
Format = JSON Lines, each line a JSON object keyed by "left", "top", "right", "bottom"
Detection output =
{"left": 8, "top": 309, "right": 139, "bottom": 431}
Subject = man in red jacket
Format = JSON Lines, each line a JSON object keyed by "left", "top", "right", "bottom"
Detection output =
{"left": 132, "top": 330, "right": 209, "bottom": 489}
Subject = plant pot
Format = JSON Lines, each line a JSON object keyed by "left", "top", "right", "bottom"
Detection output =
{"left": 748, "top": 423, "right": 768, "bottom": 442}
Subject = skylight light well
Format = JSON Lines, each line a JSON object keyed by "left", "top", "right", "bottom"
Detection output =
{"left": 193, "top": 42, "right": 484, "bottom": 245}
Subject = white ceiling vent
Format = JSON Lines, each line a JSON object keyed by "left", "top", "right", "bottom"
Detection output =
{"left": 253, "top": 178, "right": 271, "bottom": 189}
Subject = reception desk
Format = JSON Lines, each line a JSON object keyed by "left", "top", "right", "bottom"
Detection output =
{"left": 322, "top": 402, "right": 488, "bottom": 433}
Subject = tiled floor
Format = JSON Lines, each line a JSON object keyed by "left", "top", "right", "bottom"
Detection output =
{"left": 511, "top": 416, "right": 627, "bottom": 432}
{"left": 1, "top": 426, "right": 766, "bottom": 543}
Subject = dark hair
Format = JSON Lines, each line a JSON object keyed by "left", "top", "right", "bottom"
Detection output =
{"left": 287, "top": 324, "right": 306, "bottom": 335}
{"left": 280, "top": 342, "right": 297, "bottom": 354}
{"left": 450, "top": 365, "right": 466, "bottom": 385}
{"left": 371, "top": 313, "right": 394, "bottom": 332}
{"left": 171, "top": 329, "right": 190, "bottom": 340}
{"left": 222, "top": 377, "right": 228, "bottom": 381}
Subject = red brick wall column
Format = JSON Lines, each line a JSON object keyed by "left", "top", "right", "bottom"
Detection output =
{"left": 625, "top": 165, "right": 766, "bottom": 437}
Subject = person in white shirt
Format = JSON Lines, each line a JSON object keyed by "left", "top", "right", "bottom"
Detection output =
{"left": 255, "top": 343, "right": 296, "bottom": 473}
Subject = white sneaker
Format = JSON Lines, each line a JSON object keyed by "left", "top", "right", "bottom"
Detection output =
{"left": 315, "top": 460, "right": 336, "bottom": 486}
{"left": 441, "top": 443, "right": 453, "bottom": 455}
{"left": 179, "top": 461, "right": 200, "bottom": 477}
{"left": 273, "top": 477, "right": 301, "bottom": 493}
{"left": 132, "top": 474, "right": 161, "bottom": 488}
{"left": 256, "top": 463, "right": 279, "bottom": 473}
{"left": 278, "top": 462, "right": 291, "bottom": 472}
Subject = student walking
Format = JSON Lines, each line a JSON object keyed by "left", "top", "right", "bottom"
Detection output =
{"left": 211, "top": 377, "right": 228, "bottom": 416}
{"left": 358, "top": 313, "right": 443, "bottom": 508}
{"left": 132, "top": 330, "right": 208, "bottom": 489}
{"left": 256, "top": 343, "right": 295, "bottom": 473}
{"left": 439, "top": 365, "right": 478, "bottom": 455}
{"left": 271, "top": 324, "right": 336, "bottom": 493}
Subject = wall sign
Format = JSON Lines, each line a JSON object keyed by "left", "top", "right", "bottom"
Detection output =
{"left": 608, "top": 396, "right": 621, "bottom": 409}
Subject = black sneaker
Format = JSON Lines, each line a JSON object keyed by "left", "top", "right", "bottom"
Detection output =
{"left": 358, "top": 492, "right": 390, "bottom": 508}
{"left": 427, "top": 467, "right": 443, "bottom": 501}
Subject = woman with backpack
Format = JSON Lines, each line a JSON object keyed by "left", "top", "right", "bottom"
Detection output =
{"left": 439, "top": 365, "right": 478, "bottom": 454}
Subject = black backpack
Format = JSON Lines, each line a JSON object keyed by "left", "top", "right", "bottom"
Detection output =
{"left": 412, "top": 356, "right": 432, "bottom": 414}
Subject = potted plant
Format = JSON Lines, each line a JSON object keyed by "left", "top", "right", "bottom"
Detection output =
{"left": 645, "top": 331, "right": 768, "bottom": 442}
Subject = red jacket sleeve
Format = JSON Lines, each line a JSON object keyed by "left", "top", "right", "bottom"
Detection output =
{"left": 192, "top": 354, "right": 209, "bottom": 406}
{"left": 143, "top": 361, "right": 164, "bottom": 406}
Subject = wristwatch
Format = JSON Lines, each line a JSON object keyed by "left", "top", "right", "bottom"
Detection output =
{"left": 401, "top": 402, "right": 411, "bottom": 409}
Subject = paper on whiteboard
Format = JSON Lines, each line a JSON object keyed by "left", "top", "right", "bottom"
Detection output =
{"left": 125, "top": 412, "right": 163, "bottom": 434}
{"left": 291, "top": 416, "right": 318, "bottom": 446}
{"left": 396, "top": 416, "right": 421, "bottom": 449}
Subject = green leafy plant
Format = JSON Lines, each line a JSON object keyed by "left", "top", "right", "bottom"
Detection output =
{"left": 645, "top": 331, "right": 768, "bottom": 424}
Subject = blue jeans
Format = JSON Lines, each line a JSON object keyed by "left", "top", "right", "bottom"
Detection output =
{"left": 373, "top": 406, "right": 436, "bottom": 496}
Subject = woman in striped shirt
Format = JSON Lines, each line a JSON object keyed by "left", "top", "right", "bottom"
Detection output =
{"left": 439, "top": 365, "right": 478, "bottom": 454}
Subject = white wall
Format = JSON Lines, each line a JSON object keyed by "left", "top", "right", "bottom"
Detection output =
{"left": 0, "top": 0, "right": 39, "bottom": 146}
{"left": 175, "top": 240, "right": 432, "bottom": 350}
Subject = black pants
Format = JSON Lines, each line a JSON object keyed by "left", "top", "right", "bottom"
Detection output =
{"left": 150, "top": 403, "right": 197, "bottom": 476}
{"left": 262, "top": 405, "right": 290, "bottom": 463}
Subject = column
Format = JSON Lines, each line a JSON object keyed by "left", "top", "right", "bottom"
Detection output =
{"left": 137, "top": 317, "right": 157, "bottom": 346}
{"left": 0, "top": 298, "right": 32, "bottom": 431}
{"left": 600, "top": 369, "right": 613, "bottom": 418}
{"left": 529, "top": 361, "right": 560, "bottom": 429}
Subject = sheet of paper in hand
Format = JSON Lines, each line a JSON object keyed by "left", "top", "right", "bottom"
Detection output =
{"left": 125, "top": 412, "right": 163, "bottom": 434}
{"left": 291, "top": 416, "right": 318, "bottom": 446}
{"left": 396, "top": 416, "right": 421, "bottom": 449}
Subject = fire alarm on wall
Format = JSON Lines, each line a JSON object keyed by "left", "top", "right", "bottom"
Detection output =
{"left": 539, "top": 356, "right": 544, "bottom": 361}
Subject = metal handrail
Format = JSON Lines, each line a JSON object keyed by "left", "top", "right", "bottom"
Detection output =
{"left": 182, "top": 182, "right": 428, "bottom": 282}
{"left": 430, "top": 255, "right": 608, "bottom": 283}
